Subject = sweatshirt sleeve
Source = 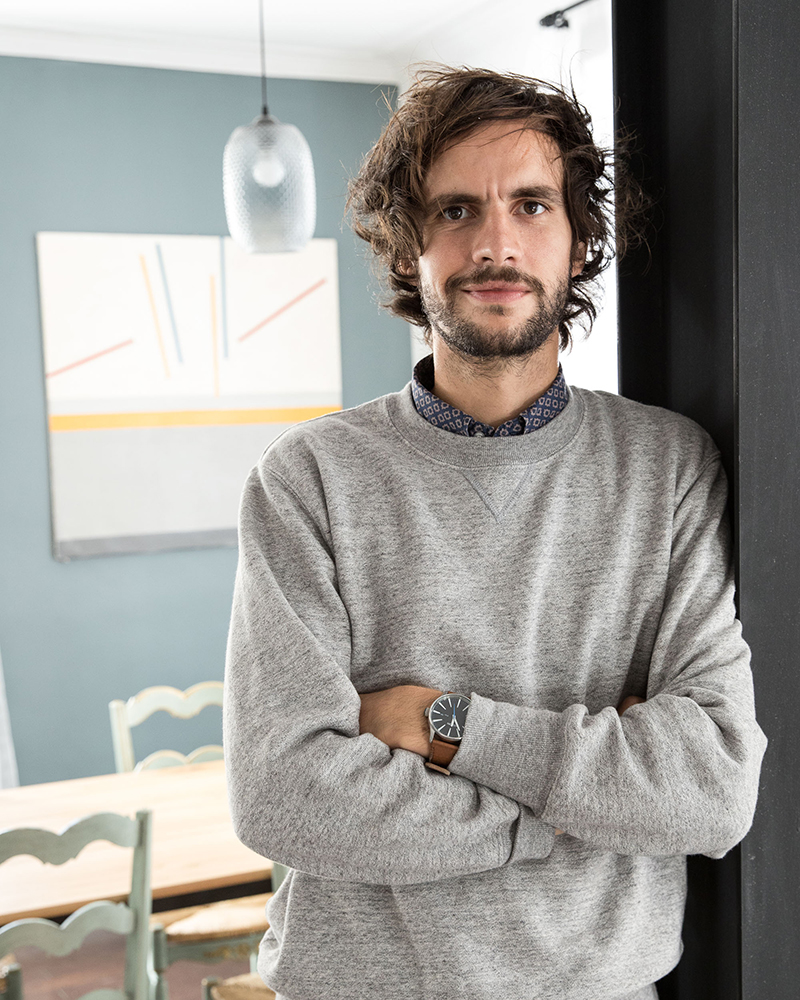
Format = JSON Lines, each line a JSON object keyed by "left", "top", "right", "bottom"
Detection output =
{"left": 449, "top": 455, "right": 767, "bottom": 858}
{"left": 223, "top": 459, "right": 555, "bottom": 886}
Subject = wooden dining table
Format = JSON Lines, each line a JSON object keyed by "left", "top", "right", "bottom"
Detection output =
{"left": 0, "top": 760, "right": 272, "bottom": 924}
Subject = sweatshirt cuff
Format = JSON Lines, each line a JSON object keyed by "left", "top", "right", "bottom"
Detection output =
{"left": 509, "top": 806, "right": 557, "bottom": 862}
{"left": 449, "top": 693, "right": 565, "bottom": 816}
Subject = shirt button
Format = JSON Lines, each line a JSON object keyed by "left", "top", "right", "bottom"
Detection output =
{"left": 473, "top": 430, "right": 486, "bottom": 437}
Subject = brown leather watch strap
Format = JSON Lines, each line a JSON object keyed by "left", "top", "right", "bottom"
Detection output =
{"left": 424, "top": 735, "right": 459, "bottom": 775}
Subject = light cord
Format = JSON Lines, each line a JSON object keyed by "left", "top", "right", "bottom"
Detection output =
{"left": 259, "top": 0, "right": 268, "bottom": 115}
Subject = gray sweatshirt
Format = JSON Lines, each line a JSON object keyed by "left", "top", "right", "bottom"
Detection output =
{"left": 224, "top": 384, "right": 766, "bottom": 1000}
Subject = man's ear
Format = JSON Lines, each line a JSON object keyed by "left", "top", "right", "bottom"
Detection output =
{"left": 571, "top": 241, "right": 587, "bottom": 277}
{"left": 396, "top": 258, "right": 418, "bottom": 284}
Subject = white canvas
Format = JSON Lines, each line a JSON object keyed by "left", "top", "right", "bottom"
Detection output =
{"left": 36, "top": 232, "right": 342, "bottom": 558}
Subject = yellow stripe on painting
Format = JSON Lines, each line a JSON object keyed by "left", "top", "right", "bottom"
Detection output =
{"left": 49, "top": 407, "right": 341, "bottom": 432}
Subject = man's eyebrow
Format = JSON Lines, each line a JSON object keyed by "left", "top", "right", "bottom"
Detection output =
{"left": 510, "top": 186, "right": 564, "bottom": 204}
{"left": 427, "top": 192, "right": 482, "bottom": 209}
{"left": 426, "top": 185, "right": 564, "bottom": 209}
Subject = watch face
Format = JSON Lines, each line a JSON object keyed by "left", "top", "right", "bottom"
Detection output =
{"left": 429, "top": 694, "right": 470, "bottom": 742}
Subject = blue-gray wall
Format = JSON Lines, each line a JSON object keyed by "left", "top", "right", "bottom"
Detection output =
{"left": 0, "top": 56, "right": 409, "bottom": 785}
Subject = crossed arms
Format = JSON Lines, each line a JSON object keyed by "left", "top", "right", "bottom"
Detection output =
{"left": 359, "top": 685, "right": 644, "bottom": 841}
{"left": 358, "top": 684, "right": 644, "bottom": 759}
{"left": 224, "top": 451, "right": 766, "bottom": 886}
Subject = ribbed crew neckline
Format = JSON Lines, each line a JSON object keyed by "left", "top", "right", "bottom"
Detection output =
{"left": 383, "top": 382, "right": 586, "bottom": 468}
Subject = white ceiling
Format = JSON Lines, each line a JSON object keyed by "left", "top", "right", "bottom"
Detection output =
{"left": 0, "top": 1, "right": 493, "bottom": 51}
{"left": 0, "top": 0, "right": 572, "bottom": 84}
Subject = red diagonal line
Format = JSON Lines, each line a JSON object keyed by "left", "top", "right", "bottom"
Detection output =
{"left": 238, "top": 278, "right": 327, "bottom": 343}
{"left": 45, "top": 338, "right": 134, "bottom": 378}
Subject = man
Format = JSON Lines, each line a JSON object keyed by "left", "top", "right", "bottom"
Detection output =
{"left": 224, "top": 68, "right": 766, "bottom": 1000}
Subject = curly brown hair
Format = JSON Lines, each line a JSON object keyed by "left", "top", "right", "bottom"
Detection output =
{"left": 347, "top": 66, "right": 645, "bottom": 350}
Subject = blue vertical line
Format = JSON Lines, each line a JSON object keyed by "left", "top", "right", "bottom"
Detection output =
{"left": 155, "top": 243, "right": 183, "bottom": 364}
{"left": 219, "top": 236, "right": 229, "bottom": 359}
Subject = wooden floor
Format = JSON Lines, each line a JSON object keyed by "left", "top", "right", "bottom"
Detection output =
{"left": 11, "top": 930, "right": 250, "bottom": 1000}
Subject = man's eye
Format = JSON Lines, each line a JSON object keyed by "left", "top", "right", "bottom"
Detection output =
{"left": 442, "top": 206, "right": 468, "bottom": 221}
{"left": 521, "top": 201, "right": 546, "bottom": 216}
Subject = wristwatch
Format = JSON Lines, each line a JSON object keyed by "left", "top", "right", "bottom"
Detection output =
{"left": 424, "top": 691, "right": 471, "bottom": 775}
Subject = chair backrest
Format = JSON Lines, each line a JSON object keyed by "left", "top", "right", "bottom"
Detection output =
{"left": 109, "top": 682, "right": 224, "bottom": 773}
{"left": 0, "top": 810, "right": 155, "bottom": 1000}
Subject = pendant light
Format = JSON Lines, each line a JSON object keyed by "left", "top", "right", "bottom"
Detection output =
{"left": 223, "top": 0, "right": 316, "bottom": 253}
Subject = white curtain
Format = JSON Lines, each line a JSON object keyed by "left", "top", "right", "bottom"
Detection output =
{"left": 0, "top": 648, "right": 19, "bottom": 788}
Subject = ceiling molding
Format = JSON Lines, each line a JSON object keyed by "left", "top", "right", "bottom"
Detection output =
{"left": 0, "top": 25, "right": 403, "bottom": 84}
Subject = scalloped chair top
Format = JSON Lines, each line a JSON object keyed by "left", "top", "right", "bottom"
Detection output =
{"left": 109, "top": 682, "right": 223, "bottom": 773}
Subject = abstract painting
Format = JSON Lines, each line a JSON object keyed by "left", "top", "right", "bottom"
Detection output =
{"left": 37, "top": 232, "right": 341, "bottom": 559}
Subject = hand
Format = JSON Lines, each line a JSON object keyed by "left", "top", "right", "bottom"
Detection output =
{"left": 618, "top": 695, "right": 645, "bottom": 715}
{"left": 359, "top": 684, "right": 442, "bottom": 757}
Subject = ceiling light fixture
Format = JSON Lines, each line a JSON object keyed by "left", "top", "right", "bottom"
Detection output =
{"left": 223, "top": 0, "right": 316, "bottom": 253}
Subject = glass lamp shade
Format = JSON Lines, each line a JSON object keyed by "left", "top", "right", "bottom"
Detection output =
{"left": 223, "top": 114, "right": 316, "bottom": 253}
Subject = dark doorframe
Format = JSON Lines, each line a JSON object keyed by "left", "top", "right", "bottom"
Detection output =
{"left": 613, "top": 0, "right": 800, "bottom": 997}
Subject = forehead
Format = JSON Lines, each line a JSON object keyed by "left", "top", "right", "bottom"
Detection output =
{"left": 425, "top": 122, "right": 563, "bottom": 198}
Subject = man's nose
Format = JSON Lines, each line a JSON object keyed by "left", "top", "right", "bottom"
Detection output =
{"left": 471, "top": 209, "right": 520, "bottom": 265}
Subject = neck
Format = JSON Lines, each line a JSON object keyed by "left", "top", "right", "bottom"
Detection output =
{"left": 430, "top": 333, "right": 560, "bottom": 428}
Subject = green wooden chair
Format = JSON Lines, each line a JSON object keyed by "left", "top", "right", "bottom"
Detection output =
{"left": 108, "top": 682, "right": 225, "bottom": 774}
{"left": 108, "top": 682, "right": 284, "bottom": 1000}
{"left": 0, "top": 810, "right": 156, "bottom": 1000}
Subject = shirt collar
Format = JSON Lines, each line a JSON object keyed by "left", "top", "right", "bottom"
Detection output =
{"left": 411, "top": 354, "right": 569, "bottom": 437}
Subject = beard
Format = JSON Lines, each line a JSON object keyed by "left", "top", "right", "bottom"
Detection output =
{"left": 420, "top": 265, "right": 569, "bottom": 359}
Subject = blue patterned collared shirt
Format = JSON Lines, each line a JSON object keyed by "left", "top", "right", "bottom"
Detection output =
{"left": 411, "top": 354, "right": 569, "bottom": 437}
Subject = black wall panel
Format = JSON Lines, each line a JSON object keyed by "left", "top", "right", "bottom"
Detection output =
{"left": 613, "top": 0, "right": 800, "bottom": 996}
{"left": 737, "top": 4, "right": 800, "bottom": 996}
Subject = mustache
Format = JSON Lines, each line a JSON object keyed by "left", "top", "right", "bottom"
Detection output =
{"left": 444, "top": 266, "right": 546, "bottom": 296}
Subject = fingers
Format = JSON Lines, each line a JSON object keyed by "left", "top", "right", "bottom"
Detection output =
{"left": 617, "top": 695, "right": 646, "bottom": 716}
